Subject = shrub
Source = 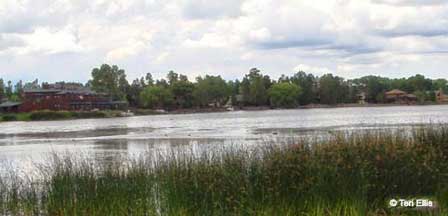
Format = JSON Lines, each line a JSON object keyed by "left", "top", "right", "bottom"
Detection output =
{"left": 29, "top": 110, "right": 72, "bottom": 121}
{"left": 1, "top": 114, "right": 17, "bottom": 121}
{"left": 71, "top": 111, "right": 107, "bottom": 119}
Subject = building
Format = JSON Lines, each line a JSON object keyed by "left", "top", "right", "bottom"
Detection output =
{"left": 385, "top": 89, "right": 417, "bottom": 104}
{"left": 357, "top": 92, "right": 367, "bottom": 104}
{"left": 0, "top": 101, "right": 22, "bottom": 113}
{"left": 435, "top": 89, "right": 448, "bottom": 103}
{"left": 18, "top": 86, "right": 127, "bottom": 112}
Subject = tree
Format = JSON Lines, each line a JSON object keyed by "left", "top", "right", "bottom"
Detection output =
{"left": 407, "top": 74, "right": 432, "bottom": 92}
{"left": 24, "top": 79, "right": 40, "bottom": 90}
{"left": 290, "top": 71, "right": 317, "bottom": 105}
{"left": 139, "top": 86, "right": 173, "bottom": 109}
{"left": 193, "top": 75, "right": 229, "bottom": 107}
{"left": 268, "top": 82, "right": 302, "bottom": 108}
{"left": 171, "top": 78, "right": 195, "bottom": 108}
{"left": 14, "top": 80, "right": 24, "bottom": 99}
{"left": 433, "top": 79, "right": 448, "bottom": 92}
{"left": 145, "top": 73, "right": 154, "bottom": 86}
{"left": 0, "top": 79, "right": 4, "bottom": 101}
{"left": 167, "top": 71, "right": 179, "bottom": 85}
{"left": 352, "top": 76, "right": 389, "bottom": 103}
{"left": 319, "top": 74, "right": 348, "bottom": 105}
{"left": 239, "top": 68, "right": 269, "bottom": 106}
{"left": 127, "top": 79, "right": 145, "bottom": 107}
{"left": 89, "top": 64, "right": 128, "bottom": 100}
{"left": 5, "top": 81, "right": 12, "bottom": 98}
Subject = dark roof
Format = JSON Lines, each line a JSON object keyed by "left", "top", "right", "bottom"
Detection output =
{"left": 23, "top": 89, "right": 61, "bottom": 93}
{"left": 56, "top": 89, "right": 97, "bottom": 95}
{"left": 24, "top": 88, "right": 99, "bottom": 95}
{"left": 0, "top": 101, "right": 22, "bottom": 108}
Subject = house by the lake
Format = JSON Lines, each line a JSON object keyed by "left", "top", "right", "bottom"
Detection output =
{"left": 0, "top": 84, "right": 127, "bottom": 113}
{"left": 385, "top": 89, "right": 417, "bottom": 104}
{"left": 435, "top": 89, "right": 448, "bottom": 103}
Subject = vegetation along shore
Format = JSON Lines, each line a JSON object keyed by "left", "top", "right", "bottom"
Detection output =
{"left": 0, "top": 125, "right": 446, "bottom": 215}
{"left": 2, "top": 64, "right": 448, "bottom": 116}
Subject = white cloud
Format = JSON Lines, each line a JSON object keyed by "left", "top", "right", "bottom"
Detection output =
{"left": 293, "top": 64, "right": 333, "bottom": 76}
{"left": 0, "top": 0, "right": 448, "bottom": 82}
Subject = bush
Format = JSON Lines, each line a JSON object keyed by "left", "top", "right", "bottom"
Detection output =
{"left": 1, "top": 114, "right": 17, "bottom": 121}
{"left": 71, "top": 111, "right": 107, "bottom": 119}
{"left": 29, "top": 110, "right": 73, "bottom": 121}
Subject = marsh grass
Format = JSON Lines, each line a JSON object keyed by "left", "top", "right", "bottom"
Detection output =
{"left": 0, "top": 126, "right": 447, "bottom": 215}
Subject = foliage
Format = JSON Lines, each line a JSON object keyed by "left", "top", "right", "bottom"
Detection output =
{"left": 168, "top": 71, "right": 195, "bottom": 108}
{"left": 268, "top": 82, "right": 302, "bottom": 108}
{"left": 1, "top": 67, "right": 448, "bottom": 109}
{"left": 319, "top": 74, "right": 349, "bottom": 104}
{"left": 0, "top": 79, "right": 4, "bottom": 101}
{"left": 139, "top": 86, "right": 173, "bottom": 109}
{"left": 0, "top": 114, "right": 17, "bottom": 121}
{"left": 89, "top": 64, "right": 129, "bottom": 100}
{"left": 0, "top": 126, "right": 447, "bottom": 215}
{"left": 29, "top": 110, "right": 73, "bottom": 121}
{"left": 193, "top": 75, "right": 229, "bottom": 107}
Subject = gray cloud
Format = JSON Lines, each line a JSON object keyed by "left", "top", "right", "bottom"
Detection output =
{"left": 0, "top": 35, "right": 25, "bottom": 51}
{"left": 0, "top": 0, "right": 448, "bottom": 82}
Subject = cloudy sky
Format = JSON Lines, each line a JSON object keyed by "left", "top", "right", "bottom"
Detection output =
{"left": 0, "top": 0, "right": 447, "bottom": 83}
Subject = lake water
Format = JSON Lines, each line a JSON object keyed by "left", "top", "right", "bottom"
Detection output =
{"left": 1, "top": 105, "right": 448, "bottom": 171}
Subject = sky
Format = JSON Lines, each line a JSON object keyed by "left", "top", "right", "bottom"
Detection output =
{"left": 0, "top": 0, "right": 448, "bottom": 83}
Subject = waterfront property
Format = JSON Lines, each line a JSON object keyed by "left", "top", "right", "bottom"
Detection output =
{"left": 435, "top": 88, "right": 448, "bottom": 103}
{"left": 0, "top": 101, "right": 21, "bottom": 113}
{"left": 385, "top": 89, "right": 418, "bottom": 104}
{"left": 16, "top": 84, "right": 127, "bottom": 112}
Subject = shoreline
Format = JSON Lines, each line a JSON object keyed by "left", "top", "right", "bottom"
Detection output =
{"left": 0, "top": 103, "right": 446, "bottom": 122}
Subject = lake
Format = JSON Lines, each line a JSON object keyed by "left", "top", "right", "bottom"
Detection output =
{"left": 1, "top": 105, "right": 448, "bottom": 171}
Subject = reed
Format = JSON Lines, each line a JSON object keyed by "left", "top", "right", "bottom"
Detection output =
{"left": 0, "top": 126, "right": 447, "bottom": 215}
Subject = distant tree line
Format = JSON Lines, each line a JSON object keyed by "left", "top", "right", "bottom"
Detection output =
{"left": 1, "top": 64, "right": 448, "bottom": 109}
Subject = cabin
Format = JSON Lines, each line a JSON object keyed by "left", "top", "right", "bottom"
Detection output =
{"left": 17, "top": 86, "right": 127, "bottom": 112}
{"left": 385, "top": 89, "right": 417, "bottom": 104}
{"left": 0, "top": 101, "right": 22, "bottom": 113}
{"left": 435, "top": 89, "right": 448, "bottom": 103}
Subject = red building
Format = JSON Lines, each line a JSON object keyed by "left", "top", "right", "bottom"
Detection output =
{"left": 18, "top": 88, "right": 127, "bottom": 112}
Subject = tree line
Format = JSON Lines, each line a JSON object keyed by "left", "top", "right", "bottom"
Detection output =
{"left": 1, "top": 64, "right": 448, "bottom": 109}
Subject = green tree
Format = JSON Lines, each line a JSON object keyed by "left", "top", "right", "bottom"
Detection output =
{"left": 239, "top": 68, "right": 269, "bottom": 106}
{"left": 171, "top": 78, "right": 195, "bottom": 108}
{"left": 127, "top": 79, "right": 145, "bottom": 107}
{"left": 5, "top": 81, "right": 12, "bottom": 99}
{"left": 319, "top": 74, "right": 348, "bottom": 105}
{"left": 167, "top": 71, "right": 179, "bottom": 85}
{"left": 290, "top": 71, "right": 317, "bottom": 105}
{"left": 193, "top": 75, "right": 229, "bottom": 107}
{"left": 0, "top": 79, "right": 4, "bottom": 101}
{"left": 145, "top": 73, "right": 154, "bottom": 86}
{"left": 89, "top": 64, "right": 129, "bottom": 100}
{"left": 407, "top": 74, "right": 432, "bottom": 92}
{"left": 432, "top": 79, "right": 448, "bottom": 92}
{"left": 139, "top": 86, "right": 173, "bottom": 109}
{"left": 413, "top": 90, "right": 426, "bottom": 104}
{"left": 352, "top": 76, "right": 390, "bottom": 103}
{"left": 268, "top": 82, "right": 302, "bottom": 108}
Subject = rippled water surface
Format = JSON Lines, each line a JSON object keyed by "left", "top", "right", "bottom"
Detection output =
{"left": 1, "top": 105, "right": 448, "bottom": 170}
